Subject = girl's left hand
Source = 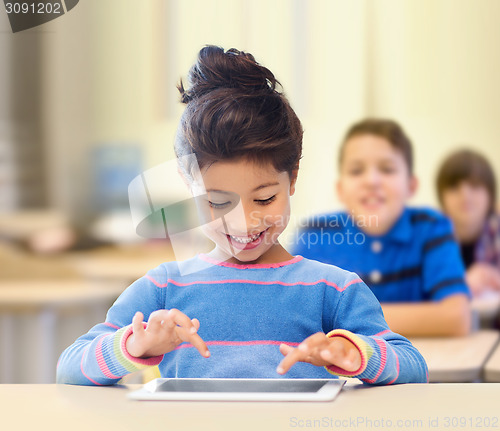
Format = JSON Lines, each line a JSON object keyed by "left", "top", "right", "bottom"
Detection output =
{"left": 276, "top": 332, "right": 361, "bottom": 375}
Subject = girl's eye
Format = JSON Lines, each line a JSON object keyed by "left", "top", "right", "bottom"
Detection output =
{"left": 208, "top": 201, "right": 231, "bottom": 209}
{"left": 255, "top": 195, "right": 276, "bottom": 205}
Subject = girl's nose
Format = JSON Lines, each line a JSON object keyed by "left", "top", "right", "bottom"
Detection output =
{"left": 223, "top": 202, "right": 260, "bottom": 234}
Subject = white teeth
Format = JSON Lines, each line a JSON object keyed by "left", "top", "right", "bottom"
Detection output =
{"left": 230, "top": 232, "right": 261, "bottom": 244}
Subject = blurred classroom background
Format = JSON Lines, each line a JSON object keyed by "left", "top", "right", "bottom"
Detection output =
{"left": 1, "top": 0, "right": 500, "bottom": 383}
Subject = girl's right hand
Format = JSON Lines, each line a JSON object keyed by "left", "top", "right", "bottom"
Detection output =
{"left": 125, "top": 309, "right": 210, "bottom": 359}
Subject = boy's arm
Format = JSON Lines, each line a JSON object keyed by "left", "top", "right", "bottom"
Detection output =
{"left": 381, "top": 294, "right": 471, "bottom": 337}
{"left": 396, "top": 212, "right": 472, "bottom": 337}
{"left": 56, "top": 274, "right": 165, "bottom": 385}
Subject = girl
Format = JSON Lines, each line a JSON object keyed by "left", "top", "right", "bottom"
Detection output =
{"left": 56, "top": 46, "right": 427, "bottom": 385}
{"left": 437, "top": 149, "right": 500, "bottom": 297}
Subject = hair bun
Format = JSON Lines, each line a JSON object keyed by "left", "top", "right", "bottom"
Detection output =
{"left": 178, "top": 46, "right": 280, "bottom": 103}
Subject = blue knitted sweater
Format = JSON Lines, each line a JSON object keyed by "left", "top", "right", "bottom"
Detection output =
{"left": 56, "top": 254, "right": 428, "bottom": 385}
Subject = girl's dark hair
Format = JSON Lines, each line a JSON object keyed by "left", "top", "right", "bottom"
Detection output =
{"left": 175, "top": 46, "right": 302, "bottom": 179}
{"left": 436, "top": 149, "right": 497, "bottom": 214}
{"left": 338, "top": 118, "right": 414, "bottom": 175}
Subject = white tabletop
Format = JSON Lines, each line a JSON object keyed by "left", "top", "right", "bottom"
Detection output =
{"left": 409, "top": 329, "right": 500, "bottom": 382}
{"left": 2, "top": 383, "right": 500, "bottom": 431}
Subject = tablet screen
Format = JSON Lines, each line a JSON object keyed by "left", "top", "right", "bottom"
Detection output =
{"left": 128, "top": 378, "right": 346, "bottom": 401}
{"left": 155, "top": 379, "right": 329, "bottom": 393}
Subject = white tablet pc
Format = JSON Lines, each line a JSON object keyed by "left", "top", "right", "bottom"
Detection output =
{"left": 128, "top": 378, "right": 346, "bottom": 402}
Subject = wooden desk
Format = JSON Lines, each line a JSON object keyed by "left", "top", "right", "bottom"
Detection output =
{"left": 484, "top": 342, "right": 500, "bottom": 382}
{"left": 0, "top": 240, "right": 176, "bottom": 383}
{"left": 0, "top": 280, "right": 125, "bottom": 383}
{"left": 65, "top": 243, "right": 176, "bottom": 282}
{"left": 409, "top": 330, "right": 500, "bottom": 382}
{"left": 0, "top": 241, "right": 79, "bottom": 280}
{"left": 471, "top": 291, "right": 500, "bottom": 328}
{"left": 2, "top": 383, "right": 500, "bottom": 431}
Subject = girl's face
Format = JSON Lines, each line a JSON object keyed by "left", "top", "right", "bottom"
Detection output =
{"left": 193, "top": 158, "right": 296, "bottom": 264}
{"left": 441, "top": 180, "right": 490, "bottom": 237}
{"left": 337, "top": 134, "right": 417, "bottom": 236}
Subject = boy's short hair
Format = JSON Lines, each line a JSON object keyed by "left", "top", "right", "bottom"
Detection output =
{"left": 339, "top": 118, "right": 414, "bottom": 175}
{"left": 436, "top": 149, "right": 497, "bottom": 215}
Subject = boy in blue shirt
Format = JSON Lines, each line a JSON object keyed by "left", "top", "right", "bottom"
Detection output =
{"left": 293, "top": 119, "right": 471, "bottom": 337}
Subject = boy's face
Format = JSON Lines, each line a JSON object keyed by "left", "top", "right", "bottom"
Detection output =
{"left": 442, "top": 180, "right": 490, "bottom": 235}
{"left": 193, "top": 158, "right": 296, "bottom": 264}
{"left": 337, "top": 134, "right": 417, "bottom": 236}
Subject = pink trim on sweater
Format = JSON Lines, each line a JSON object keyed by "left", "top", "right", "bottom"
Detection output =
{"left": 375, "top": 329, "right": 391, "bottom": 337}
{"left": 387, "top": 352, "right": 400, "bottom": 385}
{"left": 175, "top": 340, "right": 300, "bottom": 350}
{"left": 80, "top": 347, "right": 103, "bottom": 386}
{"left": 146, "top": 275, "right": 356, "bottom": 292}
{"left": 342, "top": 278, "right": 364, "bottom": 290}
{"left": 103, "top": 322, "right": 120, "bottom": 330}
{"left": 198, "top": 253, "right": 303, "bottom": 269}
{"left": 95, "top": 335, "right": 122, "bottom": 379}
{"left": 120, "top": 324, "right": 164, "bottom": 367}
{"left": 362, "top": 338, "right": 387, "bottom": 384}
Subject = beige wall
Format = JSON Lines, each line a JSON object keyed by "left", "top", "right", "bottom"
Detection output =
{"left": 367, "top": 0, "right": 500, "bottom": 209}
{"left": 40, "top": 0, "right": 500, "bottom": 229}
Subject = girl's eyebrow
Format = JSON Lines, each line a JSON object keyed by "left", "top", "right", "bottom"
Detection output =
{"left": 206, "top": 182, "right": 280, "bottom": 194}
{"left": 252, "top": 182, "right": 280, "bottom": 192}
{"left": 206, "top": 189, "right": 231, "bottom": 194}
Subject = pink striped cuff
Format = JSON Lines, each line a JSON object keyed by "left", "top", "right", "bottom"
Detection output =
{"left": 362, "top": 338, "right": 387, "bottom": 384}
{"left": 119, "top": 324, "right": 164, "bottom": 367}
{"left": 324, "top": 329, "right": 370, "bottom": 377}
{"left": 96, "top": 335, "right": 122, "bottom": 379}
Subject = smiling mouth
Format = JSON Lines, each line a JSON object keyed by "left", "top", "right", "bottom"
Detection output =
{"left": 226, "top": 228, "right": 268, "bottom": 244}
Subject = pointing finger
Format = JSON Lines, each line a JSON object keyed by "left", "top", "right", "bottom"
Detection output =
{"left": 175, "top": 326, "right": 210, "bottom": 358}
{"left": 276, "top": 345, "right": 304, "bottom": 375}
